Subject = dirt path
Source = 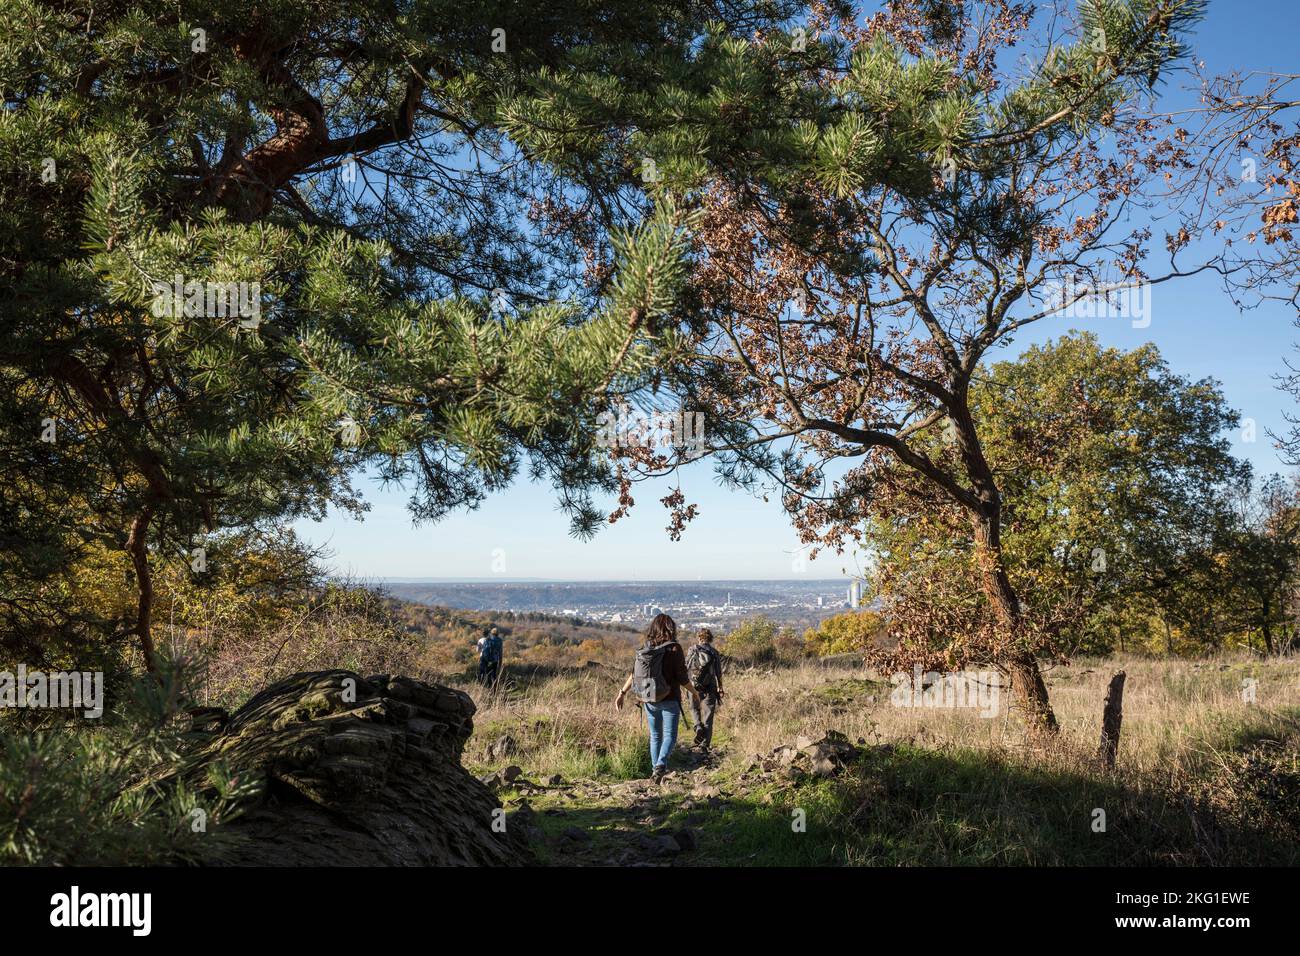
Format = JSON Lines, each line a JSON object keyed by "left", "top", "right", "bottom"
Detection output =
{"left": 500, "top": 747, "right": 736, "bottom": 866}
{"left": 486, "top": 729, "right": 870, "bottom": 865}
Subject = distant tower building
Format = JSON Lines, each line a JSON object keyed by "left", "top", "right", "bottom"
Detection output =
{"left": 817, "top": 595, "right": 824, "bottom": 607}
{"left": 848, "top": 579, "right": 862, "bottom": 608}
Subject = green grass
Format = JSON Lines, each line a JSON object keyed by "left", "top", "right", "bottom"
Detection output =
{"left": 469, "top": 714, "right": 652, "bottom": 783}
{"left": 577, "top": 736, "right": 651, "bottom": 780}
{"left": 468, "top": 654, "right": 1300, "bottom": 866}
{"left": 805, "top": 677, "right": 891, "bottom": 712}
{"left": 508, "top": 737, "right": 1300, "bottom": 866}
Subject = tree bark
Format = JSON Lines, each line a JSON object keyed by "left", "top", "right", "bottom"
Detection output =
{"left": 1261, "top": 596, "right": 1275, "bottom": 654}
{"left": 1098, "top": 670, "right": 1127, "bottom": 770}
{"left": 941, "top": 391, "right": 1061, "bottom": 736}
{"left": 972, "top": 514, "right": 1060, "bottom": 735}
{"left": 1005, "top": 650, "right": 1058, "bottom": 734}
{"left": 126, "top": 505, "right": 158, "bottom": 675}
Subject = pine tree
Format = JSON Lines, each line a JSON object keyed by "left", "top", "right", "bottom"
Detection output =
{"left": 0, "top": 0, "right": 778, "bottom": 668}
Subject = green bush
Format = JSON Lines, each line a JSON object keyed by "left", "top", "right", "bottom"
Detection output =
{"left": 720, "top": 615, "right": 804, "bottom": 665}
{"left": 0, "top": 651, "right": 258, "bottom": 865}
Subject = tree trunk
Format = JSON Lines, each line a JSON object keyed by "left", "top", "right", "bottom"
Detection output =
{"left": 126, "top": 505, "right": 158, "bottom": 675}
{"left": 950, "top": 390, "right": 1058, "bottom": 734}
{"left": 1098, "top": 670, "right": 1126, "bottom": 770}
{"left": 1005, "top": 651, "right": 1058, "bottom": 734}
{"left": 972, "top": 515, "right": 1059, "bottom": 735}
{"left": 1261, "top": 597, "right": 1275, "bottom": 654}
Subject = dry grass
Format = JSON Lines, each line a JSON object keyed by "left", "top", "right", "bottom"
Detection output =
{"left": 459, "top": 652, "right": 1300, "bottom": 781}
{"left": 188, "top": 611, "right": 1300, "bottom": 864}
{"left": 453, "top": 651, "right": 1300, "bottom": 865}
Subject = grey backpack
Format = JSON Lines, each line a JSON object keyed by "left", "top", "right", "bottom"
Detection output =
{"left": 632, "top": 643, "right": 674, "bottom": 703}
{"left": 686, "top": 643, "right": 720, "bottom": 691}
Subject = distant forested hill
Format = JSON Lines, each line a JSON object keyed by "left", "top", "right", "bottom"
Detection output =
{"left": 387, "top": 599, "right": 641, "bottom": 672}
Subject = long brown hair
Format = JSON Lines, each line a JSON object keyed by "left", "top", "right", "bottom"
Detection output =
{"left": 644, "top": 613, "right": 678, "bottom": 648}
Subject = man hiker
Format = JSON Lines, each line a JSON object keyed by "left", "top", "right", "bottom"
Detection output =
{"left": 614, "top": 613, "right": 700, "bottom": 784}
{"left": 686, "top": 628, "right": 724, "bottom": 753}
{"left": 477, "top": 626, "right": 503, "bottom": 687}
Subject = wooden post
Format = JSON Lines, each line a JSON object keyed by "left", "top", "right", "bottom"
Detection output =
{"left": 1098, "top": 670, "right": 1126, "bottom": 770}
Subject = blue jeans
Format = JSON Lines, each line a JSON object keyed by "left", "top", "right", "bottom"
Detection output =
{"left": 644, "top": 700, "right": 681, "bottom": 770}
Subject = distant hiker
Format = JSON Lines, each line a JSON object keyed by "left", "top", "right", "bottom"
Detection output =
{"left": 614, "top": 613, "right": 700, "bottom": 784}
{"left": 686, "top": 628, "right": 724, "bottom": 752}
{"left": 477, "top": 626, "right": 503, "bottom": 686}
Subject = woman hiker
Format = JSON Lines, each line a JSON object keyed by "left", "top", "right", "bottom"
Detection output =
{"left": 614, "top": 613, "right": 700, "bottom": 784}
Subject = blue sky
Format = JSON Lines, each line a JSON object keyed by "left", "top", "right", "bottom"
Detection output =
{"left": 295, "top": 0, "right": 1299, "bottom": 582}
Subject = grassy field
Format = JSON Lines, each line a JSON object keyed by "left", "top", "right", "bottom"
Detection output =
{"left": 451, "top": 653, "right": 1300, "bottom": 866}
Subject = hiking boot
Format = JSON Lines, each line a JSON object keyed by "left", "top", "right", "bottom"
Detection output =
{"left": 651, "top": 766, "right": 666, "bottom": 785}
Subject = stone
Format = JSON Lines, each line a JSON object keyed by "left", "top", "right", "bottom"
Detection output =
{"left": 500, "top": 765, "right": 523, "bottom": 783}
{"left": 810, "top": 756, "right": 837, "bottom": 778}
{"left": 406, "top": 717, "right": 436, "bottom": 736}
{"left": 507, "top": 800, "right": 535, "bottom": 830}
{"left": 638, "top": 833, "right": 681, "bottom": 857}
{"left": 561, "top": 826, "right": 591, "bottom": 844}
{"left": 796, "top": 730, "right": 859, "bottom": 769}
{"left": 167, "top": 669, "right": 530, "bottom": 866}
{"left": 773, "top": 745, "right": 801, "bottom": 765}
{"left": 487, "top": 734, "right": 519, "bottom": 761}
{"left": 672, "top": 828, "right": 698, "bottom": 851}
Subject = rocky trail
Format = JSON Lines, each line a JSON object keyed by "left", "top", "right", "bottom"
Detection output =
{"left": 486, "top": 748, "right": 725, "bottom": 866}
{"left": 484, "top": 731, "right": 870, "bottom": 866}
{"left": 174, "top": 669, "right": 875, "bottom": 866}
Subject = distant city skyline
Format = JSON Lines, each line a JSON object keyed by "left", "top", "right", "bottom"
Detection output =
{"left": 368, "top": 576, "right": 855, "bottom": 583}
{"left": 382, "top": 578, "right": 855, "bottom": 632}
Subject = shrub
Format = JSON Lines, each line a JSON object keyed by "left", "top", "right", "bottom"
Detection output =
{"left": 721, "top": 615, "right": 803, "bottom": 665}
{"left": 0, "top": 650, "right": 257, "bottom": 865}
{"left": 804, "top": 610, "right": 885, "bottom": 656}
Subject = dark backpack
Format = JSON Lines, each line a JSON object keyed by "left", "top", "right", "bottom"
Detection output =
{"left": 481, "top": 635, "right": 503, "bottom": 665}
{"left": 686, "top": 643, "right": 720, "bottom": 691}
{"left": 632, "top": 643, "right": 675, "bottom": 703}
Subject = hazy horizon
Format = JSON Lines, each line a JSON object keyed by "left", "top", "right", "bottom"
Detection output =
{"left": 367, "top": 575, "right": 856, "bottom": 583}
